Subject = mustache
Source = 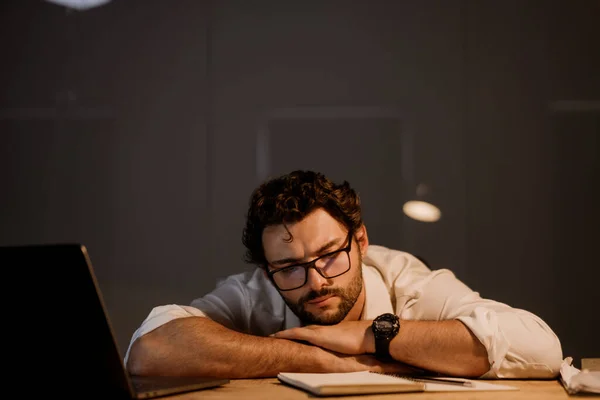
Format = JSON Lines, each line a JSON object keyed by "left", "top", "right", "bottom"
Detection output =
{"left": 300, "top": 287, "right": 344, "bottom": 304}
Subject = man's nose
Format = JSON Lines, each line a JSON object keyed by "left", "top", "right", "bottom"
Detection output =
{"left": 305, "top": 266, "right": 329, "bottom": 290}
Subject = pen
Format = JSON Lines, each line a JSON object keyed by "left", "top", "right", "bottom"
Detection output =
{"left": 411, "top": 377, "right": 474, "bottom": 387}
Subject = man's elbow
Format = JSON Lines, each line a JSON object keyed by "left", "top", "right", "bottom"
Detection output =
{"left": 465, "top": 357, "right": 492, "bottom": 378}
{"left": 126, "top": 336, "right": 158, "bottom": 376}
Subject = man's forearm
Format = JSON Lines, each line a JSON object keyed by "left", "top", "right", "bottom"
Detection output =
{"left": 127, "top": 317, "right": 347, "bottom": 378}
{"left": 389, "top": 320, "right": 489, "bottom": 377}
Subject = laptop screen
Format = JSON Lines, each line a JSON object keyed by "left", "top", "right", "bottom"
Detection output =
{"left": 2, "top": 243, "right": 134, "bottom": 397}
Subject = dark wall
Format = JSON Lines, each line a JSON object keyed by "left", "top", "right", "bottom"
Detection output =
{"left": 1, "top": 0, "right": 598, "bottom": 366}
{"left": 463, "top": 0, "right": 600, "bottom": 366}
{"left": 0, "top": 0, "right": 213, "bottom": 354}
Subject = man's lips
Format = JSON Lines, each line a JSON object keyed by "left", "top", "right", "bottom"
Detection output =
{"left": 306, "top": 294, "right": 335, "bottom": 304}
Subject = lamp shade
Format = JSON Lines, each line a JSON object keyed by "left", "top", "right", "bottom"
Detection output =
{"left": 402, "top": 183, "right": 442, "bottom": 223}
{"left": 45, "top": 0, "right": 111, "bottom": 11}
{"left": 402, "top": 200, "right": 441, "bottom": 223}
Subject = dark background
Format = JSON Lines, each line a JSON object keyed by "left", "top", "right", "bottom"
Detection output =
{"left": 1, "top": 0, "right": 598, "bottom": 368}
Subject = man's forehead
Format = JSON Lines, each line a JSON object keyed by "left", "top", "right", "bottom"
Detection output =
{"left": 263, "top": 225, "right": 342, "bottom": 245}
{"left": 262, "top": 211, "right": 347, "bottom": 258}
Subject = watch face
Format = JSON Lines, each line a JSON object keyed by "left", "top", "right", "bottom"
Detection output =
{"left": 376, "top": 320, "right": 394, "bottom": 333}
{"left": 373, "top": 313, "right": 399, "bottom": 339}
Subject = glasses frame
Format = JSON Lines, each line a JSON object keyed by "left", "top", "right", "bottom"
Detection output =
{"left": 266, "top": 230, "right": 353, "bottom": 291}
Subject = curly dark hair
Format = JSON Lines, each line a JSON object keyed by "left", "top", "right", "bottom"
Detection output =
{"left": 242, "top": 170, "right": 363, "bottom": 268}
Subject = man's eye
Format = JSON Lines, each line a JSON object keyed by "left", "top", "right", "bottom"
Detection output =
{"left": 322, "top": 252, "right": 340, "bottom": 263}
{"left": 280, "top": 266, "right": 302, "bottom": 276}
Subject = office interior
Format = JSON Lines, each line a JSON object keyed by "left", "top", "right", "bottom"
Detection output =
{"left": 1, "top": 0, "right": 598, "bottom": 368}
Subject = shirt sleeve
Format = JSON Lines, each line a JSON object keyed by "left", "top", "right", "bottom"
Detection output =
{"left": 398, "top": 257, "right": 563, "bottom": 379}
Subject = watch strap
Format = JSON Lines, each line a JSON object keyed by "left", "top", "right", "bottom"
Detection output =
{"left": 372, "top": 313, "right": 400, "bottom": 361}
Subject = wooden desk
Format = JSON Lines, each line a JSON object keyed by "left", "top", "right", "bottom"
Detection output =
{"left": 167, "top": 378, "right": 586, "bottom": 399}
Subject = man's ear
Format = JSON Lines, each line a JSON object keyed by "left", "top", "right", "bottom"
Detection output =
{"left": 355, "top": 224, "right": 369, "bottom": 254}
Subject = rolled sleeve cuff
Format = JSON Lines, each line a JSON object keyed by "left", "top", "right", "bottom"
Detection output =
{"left": 456, "top": 307, "right": 510, "bottom": 378}
{"left": 456, "top": 307, "right": 562, "bottom": 379}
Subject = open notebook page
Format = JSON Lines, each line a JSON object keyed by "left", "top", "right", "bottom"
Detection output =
{"left": 277, "top": 371, "right": 519, "bottom": 396}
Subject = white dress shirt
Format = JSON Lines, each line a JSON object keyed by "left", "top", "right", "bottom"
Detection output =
{"left": 125, "top": 245, "right": 563, "bottom": 378}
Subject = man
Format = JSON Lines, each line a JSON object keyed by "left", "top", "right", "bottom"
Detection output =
{"left": 125, "top": 170, "right": 562, "bottom": 379}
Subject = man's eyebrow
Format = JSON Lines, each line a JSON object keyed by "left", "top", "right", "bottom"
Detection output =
{"left": 270, "top": 237, "right": 342, "bottom": 266}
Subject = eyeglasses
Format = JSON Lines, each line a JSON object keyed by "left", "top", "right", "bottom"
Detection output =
{"left": 266, "top": 231, "right": 353, "bottom": 291}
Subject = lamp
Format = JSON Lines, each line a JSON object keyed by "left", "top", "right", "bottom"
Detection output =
{"left": 402, "top": 183, "right": 442, "bottom": 223}
{"left": 45, "top": 0, "right": 111, "bottom": 11}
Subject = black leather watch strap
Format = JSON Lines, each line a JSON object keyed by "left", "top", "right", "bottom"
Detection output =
{"left": 372, "top": 313, "right": 400, "bottom": 361}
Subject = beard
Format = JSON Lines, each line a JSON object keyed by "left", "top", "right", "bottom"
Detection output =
{"left": 283, "top": 253, "right": 363, "bottom": 326}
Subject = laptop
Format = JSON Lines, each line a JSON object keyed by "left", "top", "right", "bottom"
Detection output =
{"left": 0, "top": 243, "right": 229, "bottom": 399}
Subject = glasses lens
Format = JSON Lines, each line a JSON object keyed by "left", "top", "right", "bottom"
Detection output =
{"left": 315, "top": 251, "right": 350, "bottom": 278}
{"left": 272, "top": 265, "right": 306, "bottom": 291}
{"left": 272, "top": 251, "right": 350, "bottom": 290}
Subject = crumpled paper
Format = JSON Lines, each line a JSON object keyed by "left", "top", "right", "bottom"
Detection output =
{"left": 560, "top": 357, "right": 600, "bottom": 394}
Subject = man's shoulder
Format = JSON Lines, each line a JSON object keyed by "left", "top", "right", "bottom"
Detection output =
{"left": 364, "top": 245, "right": 423, "bottom": 268}
{"left": 216, "top": 267, "right": 271, "bottom": 289}
{"left": 215, "top": 267, "right": 281, "bottom": 305}
{"left": 364, "top": 245, "right": 432, "bottom": 279}
{"left": 218, "top": 267, "right": 286, "bottom": 326}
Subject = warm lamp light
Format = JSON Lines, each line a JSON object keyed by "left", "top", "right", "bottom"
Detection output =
{"left": 402, "top": 183, "right": 442, "bottom": 223}
{"left": 402, "top": 200, "right": 441, "bottom": 223}
{"left": 45, "top": 0, "right": 111, "bottom": 11}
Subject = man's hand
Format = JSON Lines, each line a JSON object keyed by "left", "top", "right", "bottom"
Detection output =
{"left": 272, "top": 320, "right": 375, "bottom": 355}
{"left": 334, "top": 353, "right": 424, "bottom": 375}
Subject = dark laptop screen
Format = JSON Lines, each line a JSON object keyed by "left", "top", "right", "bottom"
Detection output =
{"left": 2, "top": 244, "right": 133, "bottom": 397}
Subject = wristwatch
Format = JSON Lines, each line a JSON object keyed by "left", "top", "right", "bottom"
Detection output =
{"left": 371, "top": 313, "right": 400, "bottom": 361}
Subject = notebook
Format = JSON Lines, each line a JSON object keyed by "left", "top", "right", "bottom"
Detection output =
{"left": 0, "top": 243, "right": 229, "bottom": 399}
{"left": 277, "top": 371, "right": 519, "bottom": 396}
